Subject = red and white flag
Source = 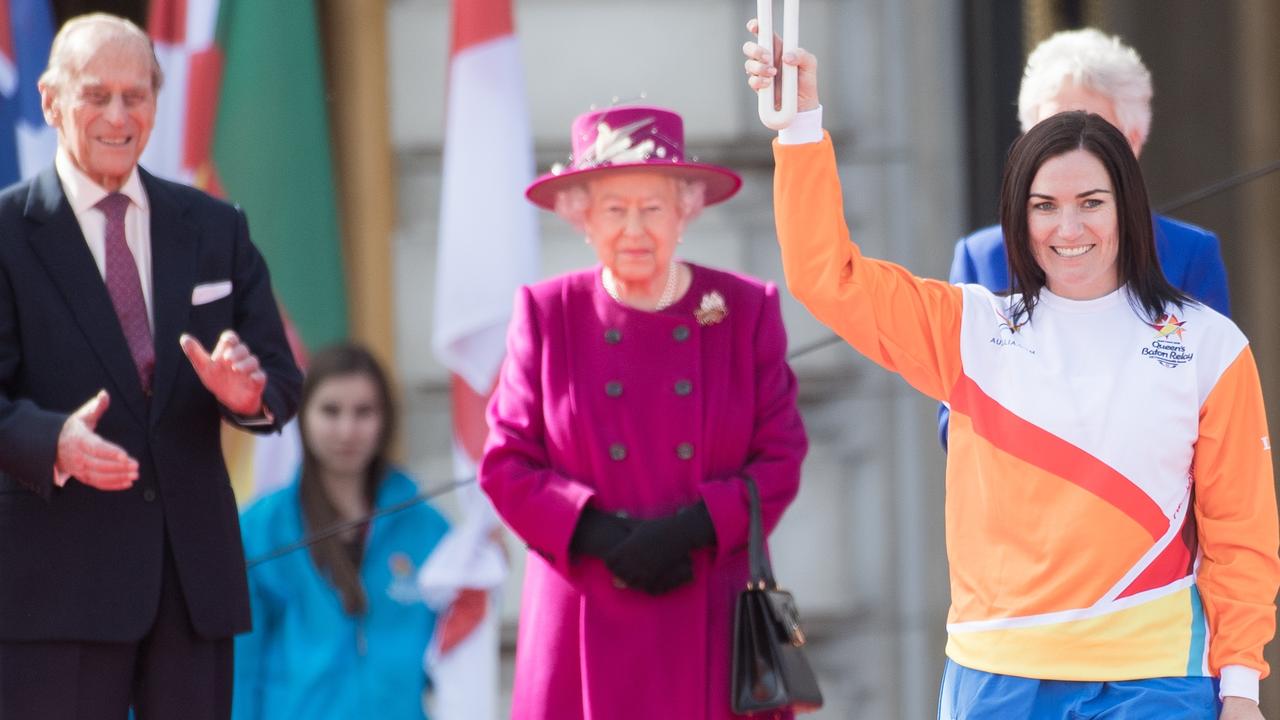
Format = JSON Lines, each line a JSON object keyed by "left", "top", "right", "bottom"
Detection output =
{"left": 432, "top": 0, "right": 538, "bottom": 411}
{"left": 418, "top": 1, "right": 538, "bottom": 718}
{"left": 141, "top": 0, "right": 222, "bottom": 190}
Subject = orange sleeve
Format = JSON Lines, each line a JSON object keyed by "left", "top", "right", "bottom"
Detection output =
{"left": 1193, "top": 345, "right": 1280, "bottom": 678}
{"left": 772, "top": 133, "right": 964, "bottom": 402}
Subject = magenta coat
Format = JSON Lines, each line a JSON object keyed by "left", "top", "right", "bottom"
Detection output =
{"left": 480, "top": 263, "right": 807, "bottom": 720}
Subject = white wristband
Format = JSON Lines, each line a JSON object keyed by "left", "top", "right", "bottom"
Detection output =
{"left": 777, "top": 105, "right": 824, "bottom": 145}
{"left": 1219, "top": 664, "right": 1260, "bottom": 703}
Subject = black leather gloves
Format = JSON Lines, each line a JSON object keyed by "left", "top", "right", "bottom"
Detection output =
{"left": 570, "top": 506, "right": 638, "bottom": 559}
{"left": 571, "top": 502, "right": 718, "bottom": 595}
{"left": 604, "top": 502, "right": 716, "bottom": 595}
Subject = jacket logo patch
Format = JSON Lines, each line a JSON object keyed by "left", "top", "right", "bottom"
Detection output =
{"left": 1143, "top": 314, "right": 1194, "bottom": 368}
{"left": 386, "top": 552, "right": 421, "bottom": 604}
{"left": 989, "top": 309, "right": 1035, "bottom": 353}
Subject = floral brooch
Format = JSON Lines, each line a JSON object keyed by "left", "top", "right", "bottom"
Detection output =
{"left": 694, "top": 291, "right": 728, "bottom": 326}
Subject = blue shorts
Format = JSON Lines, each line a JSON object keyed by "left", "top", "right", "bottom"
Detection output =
{"left": 938, "top": 660, "right": 1221, "bottom": 720}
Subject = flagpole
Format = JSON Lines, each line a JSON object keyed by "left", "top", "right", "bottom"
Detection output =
{"left": 318, "top": 0, "right": 398, "bottom": 380}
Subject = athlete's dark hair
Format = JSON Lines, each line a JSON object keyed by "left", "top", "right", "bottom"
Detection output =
{"left": 1001, "top": 110, "right": 1190, "bottom": 323}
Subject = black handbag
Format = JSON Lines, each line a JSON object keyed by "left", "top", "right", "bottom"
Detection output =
{"left": 730, "top": 476, "right": 824, "bottom": 715}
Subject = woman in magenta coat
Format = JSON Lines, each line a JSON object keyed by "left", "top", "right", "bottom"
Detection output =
{"left": 479, "top": 105, "right": 808, "bottom": 720}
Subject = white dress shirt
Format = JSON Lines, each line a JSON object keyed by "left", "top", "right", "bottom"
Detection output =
{"left": 51, "top": 152, "right": 155, "bottom": 488}
{"left": 54, "top": 148, "right": 154, "bottom": 330}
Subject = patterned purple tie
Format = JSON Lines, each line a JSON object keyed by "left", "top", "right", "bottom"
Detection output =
{"left": 97, "top": 192, "right": 155, "bottom": 393}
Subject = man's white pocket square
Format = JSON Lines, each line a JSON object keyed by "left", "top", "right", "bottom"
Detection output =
{"left": 191, "top": 280, "right": 232, "bottom": 305}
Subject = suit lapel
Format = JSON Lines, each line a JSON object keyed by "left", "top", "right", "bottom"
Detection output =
{"left": 142, "top": 169, "right": 197, "bottom": 426}
{"left": 24, "top": 167, "right": 148, "bottom": 423}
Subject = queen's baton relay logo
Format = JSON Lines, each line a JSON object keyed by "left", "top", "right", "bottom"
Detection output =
{"left": 1143, "top": 314, "right": 1194, "bottom": 368}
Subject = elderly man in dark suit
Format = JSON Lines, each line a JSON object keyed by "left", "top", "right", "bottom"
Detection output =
{"left": 0, "top": 13, "right": 302, "bottom": 719}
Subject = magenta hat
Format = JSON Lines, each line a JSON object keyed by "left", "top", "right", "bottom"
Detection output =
{"left": 525, "top": 105, "right": 743, "bottom": 210}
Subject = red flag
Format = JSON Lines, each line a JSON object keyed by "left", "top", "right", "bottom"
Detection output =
{"left": 433, "top": 0, "right": 539, "bottom": 472}
{"left": 420, "top": 2, "right": 537, "bottom": 718}
{"left": 141, "top": 0, "right": 224, "bottom": 193}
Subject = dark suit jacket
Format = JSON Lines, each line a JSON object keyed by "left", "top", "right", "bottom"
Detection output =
{"left": 0, "top": 165, "right": 303, "bottom": 642}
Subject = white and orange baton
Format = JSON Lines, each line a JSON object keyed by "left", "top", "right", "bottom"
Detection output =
{"left": 756, "top": 0, "right": 800, "bottom": 129}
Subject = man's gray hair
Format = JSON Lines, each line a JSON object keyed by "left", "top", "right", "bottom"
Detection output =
{"left": 1017, "top": 28, "right": 1152, "bottom": 145}
{"left": 39, "top": 13, "right": 164, "bottom": 94}
{"left": 553, "top": 176, "right": 708, "bottom": 232}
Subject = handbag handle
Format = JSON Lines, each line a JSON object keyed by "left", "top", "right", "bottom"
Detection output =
{"left": 744, "top": 474, "right": 778, "bottom": 588}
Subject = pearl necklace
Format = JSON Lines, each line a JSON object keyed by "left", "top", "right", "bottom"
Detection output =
{"left": 603, "top": 260, "right": 681, "bottom": 311}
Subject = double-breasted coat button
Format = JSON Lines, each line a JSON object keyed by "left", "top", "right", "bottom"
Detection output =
{"left": 672, "top": 325, "right": 690, "bottom": 342}
{"left": 674, "top": 379, "right": 692, "bottom": 396}
{"left": 675, "top": 442, "right": 694, "bottom": 460}
{"left": 609, "top": 443, "right": 628, "bottom": 461}
{"left": 605, "top": 381, "right": 623, "bottom": 397}
{"left": 142, "top": 488, "right": 157, "bottom": 502}
{"left": 604, "top": 328, "right": 622, "bottom": 344}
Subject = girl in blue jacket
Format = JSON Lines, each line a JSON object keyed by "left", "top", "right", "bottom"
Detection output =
{"left": 233, "top": 343, "right": 450, "bottom": 720}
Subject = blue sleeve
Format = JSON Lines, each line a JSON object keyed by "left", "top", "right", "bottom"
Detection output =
{"left": 949, "top": 236, "right": 979, "bottom": 285}
{"left": 936, "top": 238, "right": 976, "bottom": 451}
{"left": 1180, "top": 231, "right": 1231, "bottom": 317}
{"left": 393, "top": 468, "right": 451, "bottom": 552}
{"left": 420, "top": 501, "right": 452, "bottom": 552}
{"left": 412, "top": 500, "right": 453, "bottom": 653}
{"left": 937, "top": 403, "right": 951, "bottom": 452}
{"left": 232, "top": 505, "right": 285, "bottom": 720}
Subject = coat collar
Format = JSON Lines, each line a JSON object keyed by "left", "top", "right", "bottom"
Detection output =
{"left": 54, "top": 147, "right": 149, "bottom": 218}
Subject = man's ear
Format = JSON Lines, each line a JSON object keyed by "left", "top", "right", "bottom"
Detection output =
{"left": 38, "top": 83, "right": 58, "bottom": 127}
{"left": 1127, "top": 129, "right": 1146, "bottom": 159}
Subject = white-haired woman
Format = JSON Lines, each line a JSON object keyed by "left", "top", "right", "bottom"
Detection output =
{"left": 480, "top": 105, "right": 808, "bottom": 719}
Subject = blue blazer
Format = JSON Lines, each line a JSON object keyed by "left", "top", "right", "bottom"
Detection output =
{"left": 937, "top": 214, "right": 1230, "bottom": 448}
{"left": 0, "top": 165, "right": 302, "bottom": 641}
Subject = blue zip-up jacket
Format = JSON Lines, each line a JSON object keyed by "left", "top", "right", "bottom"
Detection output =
{"left": 937, "top": 215, "right": 1230, "bottom": 449}
{"left": 232, "top": 469, "right": 450, "bottom": 720}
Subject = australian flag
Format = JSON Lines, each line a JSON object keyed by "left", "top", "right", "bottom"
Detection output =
{"left": 0, "top": 0, "right": 55, "bottom": 187}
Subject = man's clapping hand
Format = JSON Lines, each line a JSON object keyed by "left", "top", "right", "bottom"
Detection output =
{"left": 180, "top": 330, "right": 267, "bottom": 416}
{"left": 55, "top": 390, "right": 138, "bottom": 490}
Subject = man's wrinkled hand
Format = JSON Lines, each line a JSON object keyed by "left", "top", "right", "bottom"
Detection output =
{"left": 180, "top": 330, "right": 266, "bottom": 416}
{"left": 56, "top": 390, "right": 138, "bottom": 490}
